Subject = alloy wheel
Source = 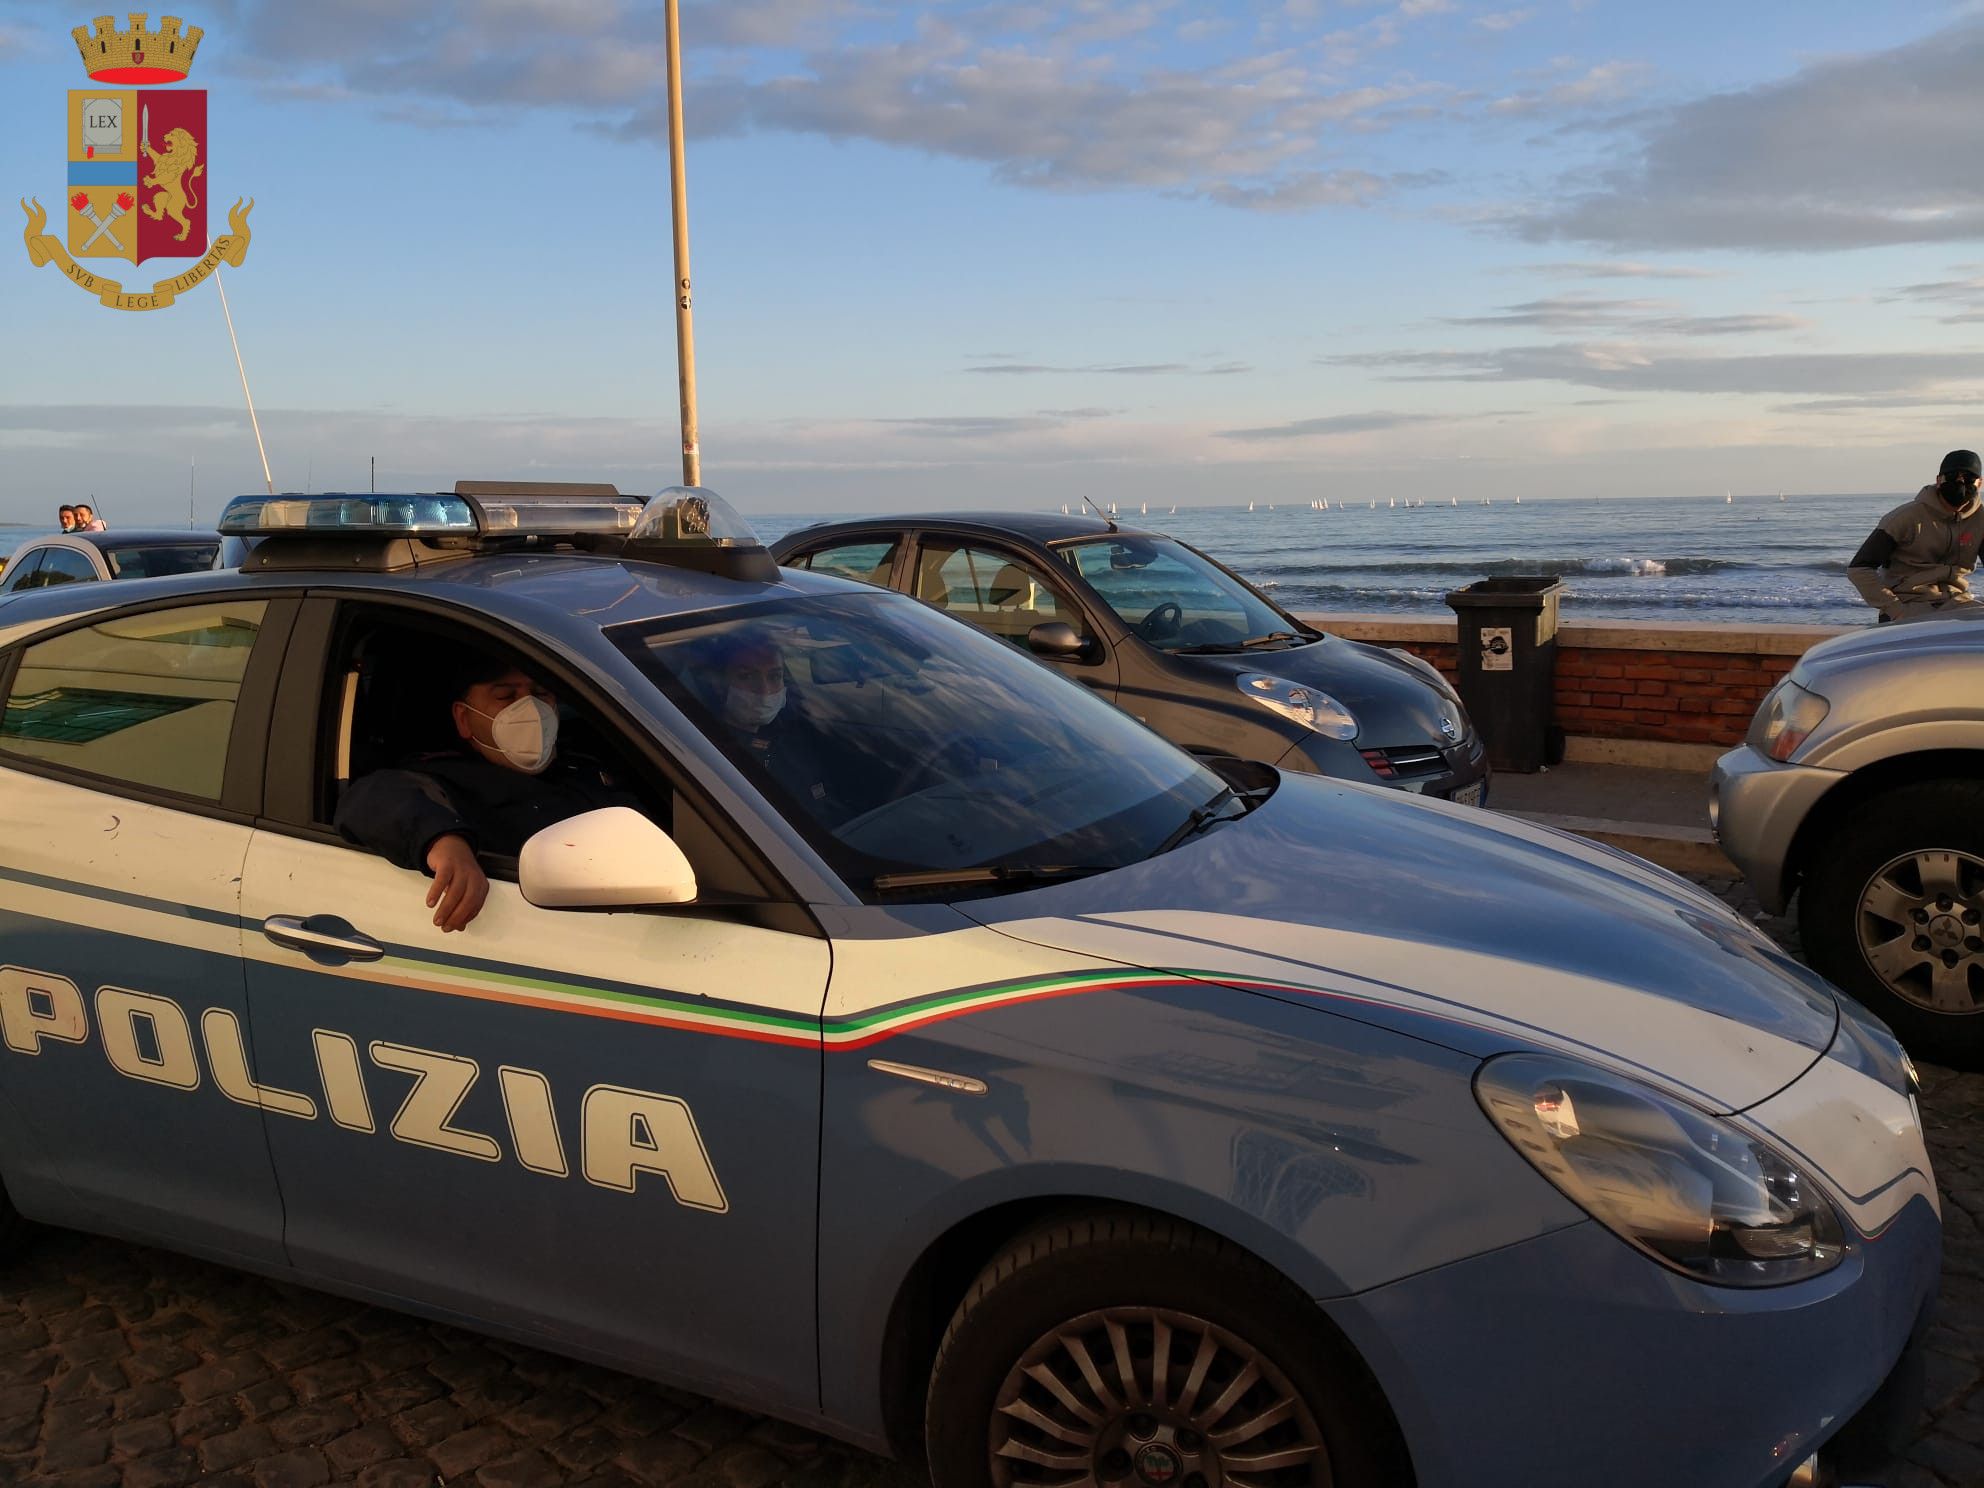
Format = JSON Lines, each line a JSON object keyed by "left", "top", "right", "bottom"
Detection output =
{"left": 1856, "top": 848, "right": 1984, "bottom": 1015}
{"left": 990, "top": 1306, "right": 1330, "bottom": 1488}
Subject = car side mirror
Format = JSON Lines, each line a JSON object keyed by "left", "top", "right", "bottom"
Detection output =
{"left": 519, "top": 807, "right": 697, "bottom": 909}
{"left": 1027, "top": 621, "right": 1092, "bottom": 659}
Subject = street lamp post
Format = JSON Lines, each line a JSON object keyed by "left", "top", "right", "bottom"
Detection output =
{"left": 664, "top": 0, "right": 701, "bottom": 488}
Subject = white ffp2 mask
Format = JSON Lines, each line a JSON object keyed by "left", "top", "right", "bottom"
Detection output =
{"left": 468, "top": 695, "right": 559, "bottom": 774}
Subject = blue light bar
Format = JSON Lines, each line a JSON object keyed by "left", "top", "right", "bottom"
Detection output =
{"left": 218, "top": 494, "right": 477, "bottom": 537}
{"left": 217, "top": 491, "right": 647, "bottom": 541}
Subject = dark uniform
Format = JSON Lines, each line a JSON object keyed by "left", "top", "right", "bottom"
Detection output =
{"left": 335, "top": 751, "right": 643, "bottom": 871}
{"left": 721, "top": 708, "right": 844, "bottom": 822}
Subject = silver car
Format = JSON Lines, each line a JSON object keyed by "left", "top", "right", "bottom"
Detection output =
{"left": 1713, "top": 612, "right": 1984, "bottom": 1067}
{"left": 0, "top": 530, "right": 224, "bottom": 595}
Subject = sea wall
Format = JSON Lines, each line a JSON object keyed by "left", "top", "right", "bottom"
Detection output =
{"left": 1294, "top": 612, "right": 1853, "bottom": 756}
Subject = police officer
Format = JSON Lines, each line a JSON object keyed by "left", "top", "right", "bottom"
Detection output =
{"left": 336, "top": 650, "right": 640, "bottom": 931}
{"left": 708, "top": 631, "right": 842, "bottom": 820}
{"left": 1848, "top": 450, "right": 1984, "bottom": 622}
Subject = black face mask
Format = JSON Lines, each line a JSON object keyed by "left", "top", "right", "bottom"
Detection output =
{"left": 1942, "top": 478, "right": 1980, "bottom": 509}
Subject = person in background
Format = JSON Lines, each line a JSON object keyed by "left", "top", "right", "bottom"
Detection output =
{"left": 706, "top": 629, "right": 843, "bottom": 817}
{"left": 73, "top": 504, "right": 106, "bottom": 532}
{"left": 335, "top": 648, "right": 642, "bottom": 931}
{"left": 1848, "top": 449, "right": 1984, "bottom": 622}
{"left": 56, "top": 505, "right": 78, "bottom": 532}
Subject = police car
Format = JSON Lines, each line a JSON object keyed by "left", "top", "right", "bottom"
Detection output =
{"left": 0, "top": 486, "right": 1938, "bottom": 1488}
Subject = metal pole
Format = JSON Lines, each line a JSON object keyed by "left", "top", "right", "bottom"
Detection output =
{"left": 215, "top": 267, "right": 274, "bottom": 495}
{"left": 664, "top": 0, "right": 700, "bottom": 487}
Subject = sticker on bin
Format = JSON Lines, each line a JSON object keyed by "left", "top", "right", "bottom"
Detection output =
{"left": 1480, "top": 627, "right": 1513, "bottom": 671}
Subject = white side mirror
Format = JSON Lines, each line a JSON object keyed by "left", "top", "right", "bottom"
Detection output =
{"left": 519, "top": 807, "right": 697, "bottom": 909}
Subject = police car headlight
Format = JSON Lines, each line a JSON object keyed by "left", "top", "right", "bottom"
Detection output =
{"left": 1752, "top": 680, "right": 1830, "bottom": 762}
{"left": 1236, "top": 673, "right": 1358, "bottom": 741}
{"left": 1476, "top": 1054, "right": 1849, "bottom": 1287}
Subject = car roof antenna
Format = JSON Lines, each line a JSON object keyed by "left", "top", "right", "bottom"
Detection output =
{"left": 1079, "top": 496, "right": 1118, "bottom": 532}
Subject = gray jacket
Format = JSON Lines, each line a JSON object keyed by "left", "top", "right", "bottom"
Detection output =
{"left": 1847, "top": 484, "right": 1984, "bottom": 619}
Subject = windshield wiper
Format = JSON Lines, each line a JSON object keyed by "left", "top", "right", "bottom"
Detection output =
{"left": 871, "top": 863, "right": 1116, "bottom": 894}
{"left": 1240, "top": 630, "right": 1306, "bottom": 649}
{"left": 1152, "top": 785, "right": 1260, "bottom": 856}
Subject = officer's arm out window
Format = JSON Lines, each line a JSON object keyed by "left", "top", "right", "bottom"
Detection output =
{"left": 327, "top": 616, "right": 673, "bottom": 878}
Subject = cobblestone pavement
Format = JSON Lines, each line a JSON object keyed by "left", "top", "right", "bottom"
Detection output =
{"left": 0, "top": 877, "right": 1977, "bottom": 1487}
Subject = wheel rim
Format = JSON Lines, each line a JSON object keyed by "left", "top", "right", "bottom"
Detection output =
{"left": 989, "top": 1307, "right": 1331, "bottom": 1488}
{"left": 1855, "top": 848, "right": 1984, "bottom": 1016}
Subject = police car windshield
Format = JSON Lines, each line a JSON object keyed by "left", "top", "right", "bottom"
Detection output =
{"left": 616, "top": 592, "right": 1225, "bottom": 896}
{"left": 1060, "top": 536, "right": 1306, "bottom": 653}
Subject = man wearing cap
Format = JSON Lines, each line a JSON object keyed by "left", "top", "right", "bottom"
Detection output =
{"left": 1847, "top": 450, "right": 1984, "bottom": 623}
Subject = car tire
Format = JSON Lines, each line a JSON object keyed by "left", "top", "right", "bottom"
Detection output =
{"left": 1799, "top": 779, "right": 1984, "bottom": 1071}
{"left": 924, "top": 1210, "right": 1409, "bottom": 1488}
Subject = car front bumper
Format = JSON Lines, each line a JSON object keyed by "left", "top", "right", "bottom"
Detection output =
{"left": 1282, "top": 731, "right": 1492, "bottom": 805}
{"left": 1711, "top": 744, "right": 1847, "bottom": 913}
{"left": 1324, "top": 1197, "right": 1941, "bottom": 1488}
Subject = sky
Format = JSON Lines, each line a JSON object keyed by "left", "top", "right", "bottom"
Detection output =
{"left": 3, "top": 0, "right": 1984, "bottom": 524}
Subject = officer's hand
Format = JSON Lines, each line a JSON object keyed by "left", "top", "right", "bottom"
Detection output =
{"left": 425, "top": 834, "right": 489, "bottom": 932}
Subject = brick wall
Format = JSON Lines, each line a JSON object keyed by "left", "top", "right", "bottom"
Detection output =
{"left": 1299, "top": 614, "right": 1845, "bottom": 750}
{"left": 1552, "top": 647, "right": 1797, "bottom": 746}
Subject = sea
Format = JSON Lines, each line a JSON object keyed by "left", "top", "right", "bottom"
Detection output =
{"left": 3, "top": 490, "right": 1913, "bottom": 628}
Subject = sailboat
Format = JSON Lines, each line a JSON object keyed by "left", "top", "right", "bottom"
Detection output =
{"left": 1168, "top": 505, "right": 1177, "bottom": 515}
{"left": 1450, "top": 496, "right": 1458, "bottom": 507}
{"left": 1515, "top": 496, "right": 1521, "bottom": 505}
{"left": 1725, "top": 491, "right": 1732, "bottom": 504}
{"left": 1778, "top": 491, "right": 1786, "bottom": 502}
{"left": 1061, "top": 503, "right": 1070, "bottom": 515}
{"left": 1248, "top": 500, "right": 1256, "bottom": 512}
{"left": 1141, "top": 501, "right": 1148, "bottom": 516}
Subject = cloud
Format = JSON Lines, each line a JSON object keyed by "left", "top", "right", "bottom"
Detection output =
{"left": 1771, "top": 392, "right": 1984, "bottom": 415}
{"left": 1327, "top": 343, "right": 1984, "bottom": 395}
{"left": 1524, "top": 21, "right": 1984, "bottom": 249}
{"left": 210, "top": 2, "right": 1457, "bottom": 212}
{"left": 1510, "top": 260, "right": 1728, "bottom": 280}
{"left": 965, "top": 360, "right": 1250, "bottom": 376}
{"left": 1489, "top": 61, "right": 1653, "bottom": 118}
{"left": 1878, "top": 270, "right": 1984, "bottom": 323}
{"left": 1218, "top": 410, "right": 1450, "bottom": 441}
{"left": 1442, "top": 296, "right": 1806, "bottom": 336}
{"left": 1474, "top": 9, "right": 1535, "bottom": 32}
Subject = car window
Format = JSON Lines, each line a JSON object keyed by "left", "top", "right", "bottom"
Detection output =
{"left": 324, "top": 608, "right": 673, "bottom": 855}
{"left": 0, "top": 548, "right": 45, "bottom": 592}
{"left": 914, "top": 540, "right": 1073, "bottom": 645}
{"left": 104, "top": 542, "right": 220, "bottom": 579}
{"left": 616, "top": 591, "right": 1218, "bottom": 894}
{"left": 791, "top": 538, "right": 898, "bottom": 587}
{"left": 0, "top": 600, "right": 268, "bottom": 800}
{"left": 1064, "top": 535, "right": 1292, "bottom": 652}
{"left": 32, "top": 548, "right": 100, "bottom": 587}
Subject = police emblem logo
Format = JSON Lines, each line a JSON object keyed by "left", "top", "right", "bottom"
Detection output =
{"left": 19, "top": 13, "right": 254, "bottom": 313}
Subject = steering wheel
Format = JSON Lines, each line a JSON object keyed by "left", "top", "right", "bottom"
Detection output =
{"left": 1137, "top": 601, "right": 1184, "bottom": 642}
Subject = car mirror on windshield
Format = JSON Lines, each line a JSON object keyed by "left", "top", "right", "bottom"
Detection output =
{"left": 1026, "top": 621, "right": 1090, "bottom": 659}
{"left": 519, "top": 807, "right": 698, "bottom": 910}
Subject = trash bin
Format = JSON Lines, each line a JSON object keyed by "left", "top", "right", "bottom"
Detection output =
{"left": 1445, "top": 575, "right": 1564, "bottom": 773}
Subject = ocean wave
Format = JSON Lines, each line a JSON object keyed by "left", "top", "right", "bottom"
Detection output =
{"left": 1251, "top": 555, "right": 1735, "bottom": 578}
{"left": 1277, "top": 581, "right": 1852, "bottom": 617}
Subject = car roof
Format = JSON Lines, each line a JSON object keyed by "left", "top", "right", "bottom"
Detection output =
{"left": 776, "top": 511, "right": 1159, "bottom": 547}
{"left": 0, "top": 549, "right": 869, "bottom": 645}
{"left": 34, "top": 529, "right": 223, "bottom": 550}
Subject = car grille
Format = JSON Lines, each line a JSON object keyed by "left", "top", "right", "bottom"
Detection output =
{"left": 1361, "top": 745, "right": 1449, "bottom": 780}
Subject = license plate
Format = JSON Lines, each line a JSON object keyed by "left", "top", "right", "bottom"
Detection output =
{"left": 1450, "top": 781, "right": 1485, "bottom": 808}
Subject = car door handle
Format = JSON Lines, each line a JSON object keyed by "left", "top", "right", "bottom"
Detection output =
{"left": 261, "top": 915, "right": 386, "bottom": 963}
